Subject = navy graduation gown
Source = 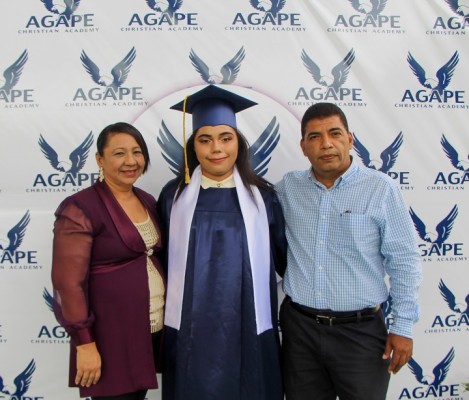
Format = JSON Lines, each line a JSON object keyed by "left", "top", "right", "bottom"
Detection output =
{"left": 158, "top": 180, "right": 285, "bottom": 400}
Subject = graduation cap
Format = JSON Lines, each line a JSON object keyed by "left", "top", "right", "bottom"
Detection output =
{"left": 171, "top": 85, "right": 258, "bottom": 182}
{"left": 171, "top": 85, "right": 257, "bottom": 130}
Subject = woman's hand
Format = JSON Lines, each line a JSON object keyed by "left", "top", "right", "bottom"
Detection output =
{"left": 75, "top": 342, "right": 102, "bottom": 387}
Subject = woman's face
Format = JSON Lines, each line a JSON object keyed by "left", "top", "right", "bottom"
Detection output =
{"left": 96, "top": 133, "right": 145, "bottom": 190}
{"left": 193, "top": 125, "right": 238, "bottom": 181}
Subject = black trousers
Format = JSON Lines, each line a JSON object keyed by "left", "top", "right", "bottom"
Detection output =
{"left": 280, "top": 297, "right": 390, "bottom": 400}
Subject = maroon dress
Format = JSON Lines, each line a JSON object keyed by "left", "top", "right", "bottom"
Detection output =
{"left": 52, "top": 180, "right": 164, "bottom": 398}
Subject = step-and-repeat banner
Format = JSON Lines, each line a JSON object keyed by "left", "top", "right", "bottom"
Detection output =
{"left": 1, "top": 1, "right": 468, "bottom": 399}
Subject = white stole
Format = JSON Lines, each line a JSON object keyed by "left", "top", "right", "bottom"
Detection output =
{"left": 165, "top": 165, "right": 272, "bottom": 334}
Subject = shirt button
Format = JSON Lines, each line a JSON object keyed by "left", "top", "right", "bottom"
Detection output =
{"left": 321, "top": 215, "right": 326, "bottom": 219}
{"left": 319, "top": 240, "right": 324, "bottom": 245}
{"left": 319, "top": 266, "right": 324, "bottom": 270}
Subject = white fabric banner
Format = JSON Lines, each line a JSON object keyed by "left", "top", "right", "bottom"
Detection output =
{"left": 0, "top": 1, "right": 468, "bottom": 399}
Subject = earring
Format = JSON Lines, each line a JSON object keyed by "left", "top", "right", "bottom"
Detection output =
{"left": 99, "top": 167, "right": 105, "bottom": 182}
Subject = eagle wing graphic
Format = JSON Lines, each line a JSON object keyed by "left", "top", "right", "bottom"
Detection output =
{"left": 68, "top": 132, "right": 94, "bottom": 177}
{"left": 352, "top": 133, "right": 373, "bottom": 168}
{"left": 220, "top": 47, "right": 246, "bottom": 84}
{"left": 1, "top": 50, "right": 28, "bottom": 93}
{"left": 379, "top": 131, "right": 403, "bottom": 173}
{"left": 435, "top": 51, "right": 459, "bottom": 93}
{"left": 444, "top": 0, "right": 464, "bottom": 16}
{"left": 249, "top": 117, "right": 280, "bottom": 177}
{"left": 301, "top": 50, "right": 327, "bottom": 87}
{"left": 330, "top": 49, "right": 355, "bottom": 91}
{"left": 5, "top": 211, "right": 30, "bottom": 253}
{"left": 347, "top": 0, "right": 365, "bottom": 13}
{"left": 440, "top": 134, "right": 466, "bottom": 171}
{"left": 432, "top": 347, "right": 455, "bottom": 388}
{"left": 43, "top": 287, "right": 54, "bottom": 312}
{"left": 157, "top": 120, "right": 183, "bottom": 176}
{"left": 80, "top": 50, "right": 105, "bottom": 86}
{"left": 407, "top": 53, "right": 432, "bottom": 89}
{"left": 408, "top": 358, "right": 426, "bottom": 384}
{"left": 370, "top": 0, "right": 388, "bottom": 18}
{"left": 189, "top": 49, "right": 213, "bottom": 83}
{"left": 438, "top": 279, "right": 458, "bottom": 312}
{"left": 409, "top": 207, "right": 431, "bottom": 243}
{"left": 38, "top": 134, "right": 62, "bottom": 171}
{"left": 382, "top": 294, "right": 393, "bottom": 318}
{"left": 435, "top": 204, "right": 458, "bottom": 245}
{"left": 111, "top": 47, "right": 137, "bottom": 89}
{"left": 40, "top": 0, "right": 57, "bottom": 14}
{"left": 12, "top": 359, "right": 36, "bottom": 398}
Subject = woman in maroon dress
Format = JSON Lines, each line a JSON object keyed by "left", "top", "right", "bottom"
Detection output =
{"left": 51, "top": 122, "right": 165, "bottom": 400}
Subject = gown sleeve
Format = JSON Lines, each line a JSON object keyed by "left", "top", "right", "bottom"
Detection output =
{"left": 51, "top": 201, "right": 95, "bottom": 346}
{"left": 264, "top": 190, "right": 287, "bottom": 278}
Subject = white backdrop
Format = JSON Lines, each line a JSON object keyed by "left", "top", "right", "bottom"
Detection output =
{"left": 0, "top": 1, "right": 468, "bottom": 399}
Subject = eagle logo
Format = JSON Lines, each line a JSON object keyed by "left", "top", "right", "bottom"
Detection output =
{"left": 407, "top": 51, "right": 459, "bottom": 94}
{"left": 301, "top": 49, "right": 355, "bottom": 92}
{"left": 157, "top": 116, "right": 280, "bottom": 177}
{"left": 43, "top": 287, "right": 54, "bottom": 312}
{"left": 40, "top": 0, "right": 81, "bottom": 19}
{"left": 0, "top": 211, "right": 30, "bottom": 255}
{"left": 80, "top": 47, "right": 136, "bottom": 90}
{"left": 438, "top": 279, "right": 469, "bottom": 316}
{"left": 408, "top": 348, "right": 455, "bottom": 389}
{"left": 0, "top": 50, "right": 28, "bottom": 95}
{"left": 444, "top": 0, "right": 469, "bottom": 21}
{"left": 38, "top": 132, "right": 94, "bottom": 178}
{"left": 382, "top": 294, "right": 393, "bottom": 319}
{"left": 409, "top": 205, "right": 458, "bottom": 246}
{"left": 145, "top": 0, "right": 183, "bottom": 17}
{"left": 441, "top": 134, "right": 469, "bottom": 172}
{"left": 190, "top": 47, "right": 246, "bottom": 85}
{"left": 0, "top": 360, "right": 36, "bottom": 399}
{"left": 353, "top": 131, "right": 403, "bottom": 174}
{"left": 249, "top": 0, "right": 286, "bottom": 17}
{"left": 347, "top": 0, "right": 388, "bottom": 19}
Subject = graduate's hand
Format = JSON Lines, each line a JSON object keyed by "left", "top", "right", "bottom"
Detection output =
{"left": 382, "top": 333, "right": 413, "bottom": 374}
{"left": 76, "top": 341, "right": 102, "bottom": 387}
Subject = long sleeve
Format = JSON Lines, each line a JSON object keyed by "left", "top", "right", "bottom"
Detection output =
{"left": 267, "top": 191, "right": 287, "bottom": 278}
{"left": 381, "top": 185, "right": 422, "bottom": 339}
{"left": 52, "top": 201, "right": 95, "bottom": 345}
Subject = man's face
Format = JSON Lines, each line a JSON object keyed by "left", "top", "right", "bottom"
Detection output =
{"left": 300, "top": 115, "right": 353, "bottom": 187}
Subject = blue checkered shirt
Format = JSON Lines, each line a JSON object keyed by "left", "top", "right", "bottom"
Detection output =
{"left": 276, "top": 159, "right": 422, "bottom": 338}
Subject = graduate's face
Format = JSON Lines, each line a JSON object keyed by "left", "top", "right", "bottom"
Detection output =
{"left": 193, "top": 125, "right": 238, "bottom": 181}
{"left": 96, "top": 133, "right": 145, "bottom": 190}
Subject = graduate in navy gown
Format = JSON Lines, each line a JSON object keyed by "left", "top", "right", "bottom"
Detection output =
{"left": 157, "top": 85, "right": 286, "bottom": 400}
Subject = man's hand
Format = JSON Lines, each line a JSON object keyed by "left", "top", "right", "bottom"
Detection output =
{"left": 383, "top": 333, "right": 413, "bottom": 374}
{"left": 75, "top": 341, "right": 102, "bottom": 387}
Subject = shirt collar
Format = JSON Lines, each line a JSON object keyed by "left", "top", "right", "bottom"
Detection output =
{"left": 200, "top": 174, "right": 235, "bottom": 189}
{"left": 308, "top": 156, "right": 358, "bottom": 189}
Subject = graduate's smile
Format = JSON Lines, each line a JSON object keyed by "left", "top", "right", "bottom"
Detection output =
{"left": 194, "top": 125, "right": 238, "bottom": 181}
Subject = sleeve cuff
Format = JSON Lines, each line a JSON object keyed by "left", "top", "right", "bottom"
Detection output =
{"left": 71, "top": 327, "right": 94, "bottom": 345}
{"left": 389, "top": 317, "right": 414, "bottom": 339}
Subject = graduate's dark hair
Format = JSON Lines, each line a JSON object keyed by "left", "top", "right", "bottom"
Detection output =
{"left": 97, "top": 122, "right": 150, "bottom": 173}
{"left": 175, "top": 128, "right": 274, "bottom": 199}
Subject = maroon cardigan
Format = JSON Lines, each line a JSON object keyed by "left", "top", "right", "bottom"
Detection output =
{"left": 52, "top": 181, "right": 164, "bottom": 397}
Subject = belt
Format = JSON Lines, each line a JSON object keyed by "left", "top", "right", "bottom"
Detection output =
{"left": 287, "top": 297, "right": 380, "bottom": 326}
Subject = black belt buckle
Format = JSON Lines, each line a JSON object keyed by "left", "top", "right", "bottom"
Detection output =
{"left": 315, "top": 314, "right": 335, "bottom": 326}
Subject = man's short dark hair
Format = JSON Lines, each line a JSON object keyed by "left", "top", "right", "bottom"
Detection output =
{"left": 301, "top": 102, "right": 349, "bottom": 138}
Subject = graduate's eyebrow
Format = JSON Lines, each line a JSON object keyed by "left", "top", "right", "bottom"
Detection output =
{"left": 196, "top": 131, "right": 234, "bottom": 139}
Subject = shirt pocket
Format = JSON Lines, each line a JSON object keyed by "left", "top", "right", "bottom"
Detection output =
{"left": 329, "top": 214, "right": 380, "bottom": 253}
